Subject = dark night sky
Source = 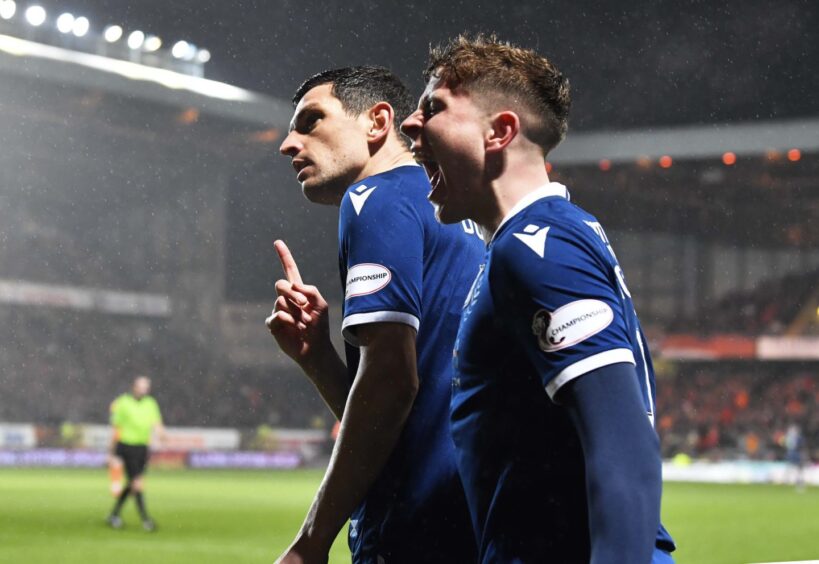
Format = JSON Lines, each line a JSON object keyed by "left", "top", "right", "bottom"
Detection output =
{"left": 34, "top": 0, "right": 819, "bottom": 130}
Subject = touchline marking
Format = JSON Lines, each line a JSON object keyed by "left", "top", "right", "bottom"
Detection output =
{"left": 749, "top": 560, "right": 819, "bottom": 564}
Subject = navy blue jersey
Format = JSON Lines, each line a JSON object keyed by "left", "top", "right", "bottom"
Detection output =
{"left": 452, "top": 183, "right": 675, "bottom": 562}
{"left": 338, "top": 164, "right": 483, "bottom": 563}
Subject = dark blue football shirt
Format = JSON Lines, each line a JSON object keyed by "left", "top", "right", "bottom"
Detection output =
{"left": 451, "top": 182, "right": 675, "bottom": 562}
{"left": 338, "top": 164, "right": 483, "bottom": 563}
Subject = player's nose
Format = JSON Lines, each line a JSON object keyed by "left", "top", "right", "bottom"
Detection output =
{"left": 400, "top": 109, "right": 423, "bottom": 141}
{"left": 279, "top": 131, "right": 302, "bottom": 157}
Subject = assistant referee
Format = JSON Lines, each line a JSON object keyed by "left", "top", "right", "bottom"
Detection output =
{"left": 106, "top": 375, "right": 165, "bottom": 531}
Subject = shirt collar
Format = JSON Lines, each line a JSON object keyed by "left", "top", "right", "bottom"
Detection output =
{"left": 490, "top": 182, "right": 570, "bottom": 242}
{"left": 386, "top": 161, "right": 421, "bottom": 172}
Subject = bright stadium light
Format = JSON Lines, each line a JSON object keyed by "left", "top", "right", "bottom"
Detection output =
{"left": 143, "top": 35, "right": 162, "bottom": 52}
{"left": 103, "top": 24, "right": 122, "bottom": 43}
{"left": 55, "top": 12, "right": 73, "bottom": 33}
{"left": 127, "top": 30, "right": 145, "bottom": 50}
{"left": 24, "top": 5, "right": 46, "bottom": 26}
{"left": 72, "top": 16, "right": 89, "bottom": 37}
{"left": 171, "top": 40, "right": 190, "bottom": 59}
{"left": 0, "top": 0, "right": 17, "bottom": 20}
{"left": 196, "top": 48, "right": 211, "bottom": 63}
{"left": 171, "top": 40, "right": 198, "bottom": 61}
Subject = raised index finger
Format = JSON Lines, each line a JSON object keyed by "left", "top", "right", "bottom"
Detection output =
{"left": 274, "top": 240, "right": 303, "bottom": 286}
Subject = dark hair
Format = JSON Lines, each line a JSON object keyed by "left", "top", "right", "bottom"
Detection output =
{"left": 293, "top": 66, "right": 414, "bottom": 142}
{"left": 425, "top": 34, "right": 571, "bottom": 155}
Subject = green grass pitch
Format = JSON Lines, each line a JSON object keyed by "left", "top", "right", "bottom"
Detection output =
{"left": 0, "top": 468, "right": 816, "bottom": 564}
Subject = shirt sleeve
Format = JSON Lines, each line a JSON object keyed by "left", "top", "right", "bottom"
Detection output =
{"left": 109, "top": 397, "right": 122, "bottom": 426}
{"left": 339, "top": 181, "right": 425, "bottom": 346}
{"left": 151, "top": 398, "right": 162, "bottom": 425}
{"left": 492, "top": 222, "right": 636, "bottom": 400}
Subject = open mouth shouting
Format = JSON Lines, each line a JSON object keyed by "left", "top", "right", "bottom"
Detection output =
{"left": 414, "top": 153, "right": 447, "bottom": 210}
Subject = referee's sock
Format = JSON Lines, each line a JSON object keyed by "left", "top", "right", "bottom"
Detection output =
{"left": 134, "top": 492, "right": 150, "bottom": 521}
{"left": 110, "top": 485, "right": 131, "bottom": 517}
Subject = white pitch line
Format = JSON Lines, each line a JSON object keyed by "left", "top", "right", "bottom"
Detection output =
{"left": 748, "top": 560, "right": 819, "bottom": 564}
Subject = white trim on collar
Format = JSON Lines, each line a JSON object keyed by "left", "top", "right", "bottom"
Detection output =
{"left": 491, "top": 182, "right": 570, "bottom": 242}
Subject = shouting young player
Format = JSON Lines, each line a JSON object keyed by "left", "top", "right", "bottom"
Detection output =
{"left": 402, "top": 35, "right": 676, "bottom": 563}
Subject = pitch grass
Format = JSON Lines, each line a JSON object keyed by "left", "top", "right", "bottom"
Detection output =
{"left": 0, "top": 469, "right": 817, "bottom": 564}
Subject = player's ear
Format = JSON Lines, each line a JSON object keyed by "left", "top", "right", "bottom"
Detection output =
{"left": 485, "top": 111, "right": 520, "bottom": 154}
{"left": 366, "top": 102, "right": 394, "bottom": 144}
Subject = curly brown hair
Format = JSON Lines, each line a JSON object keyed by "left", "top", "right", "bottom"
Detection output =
{"left": 425, "top": 34, "right": 571, "bottom": 155}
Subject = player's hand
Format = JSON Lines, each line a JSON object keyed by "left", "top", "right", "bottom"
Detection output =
{"left": 274, "top": 550, "right": 326, "bottom": 564}
{"left": 273, "top": 537, "right": 328, "bottom": 564}
{"left": 266, "top": 240, "right": 333, "bottom": 369}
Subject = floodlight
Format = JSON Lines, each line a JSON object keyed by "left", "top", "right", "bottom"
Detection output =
{"left": 103, "top": 25, "right": 122, "bottom": 43}
{"left": 0, "top": 0, "right": 17, "bottom": 20}
{"left": 127, "top": 30, "right": 145, "bottom": 50}
{"left": 172, "top": 40, "right": 190, "bottom": 59}
{"left": 55, "top": 12, "right": 73, "bottom": 33}
{"left": 143, "top": 35, "right": 162, "bottom": 52}
{"left": 72, "top": 16, "right": 89, "bottom": 37}
{"left": 24, "top": 5, "right": 46, "bottom": 26}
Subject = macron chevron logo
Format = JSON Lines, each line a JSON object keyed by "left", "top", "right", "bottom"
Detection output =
{"left": 513, "top": 224, "right": 550, "bottom": 258}
{"left": 350, "top": 185, "right": 377, "bottom": 215}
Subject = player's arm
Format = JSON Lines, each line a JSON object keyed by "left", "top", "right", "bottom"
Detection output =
{"left": 558, "top": 363, "right": 661, "bottom": 564}
{"left": 108, "top": 429, "right": 120, "bottom": 458}
{"left": 495, "top": 223, "right": 661, "bottom": 562}
{"left": 276, "top": 321, "right": 418, "bottom": 562}
{"left": 153, "top": 419, "right": 167, "bottom": 446}
{"left": 108, "top": 399, "right": 122, "bottom": 454}
{"left": 144, "top": 397, "right": 167, "bottom": 448}
{"left": 267, "top": 240, "right": 349, "bottom": 419}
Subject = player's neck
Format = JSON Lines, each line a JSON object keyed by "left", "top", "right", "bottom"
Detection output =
{"left": 354, "top": 140, "right": 415, "bottom": 184}
{"left": 483, "top": 159, "right": 552, "bottom": 239}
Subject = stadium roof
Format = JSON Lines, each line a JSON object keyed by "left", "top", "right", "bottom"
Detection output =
{"left": 0, "top": 33, "right": 291, "bottom": 127}
{"left": 552, "top": 117, "right": 819, "bottom": 165}
{"left": 3, "top": 32, "right": 816, "bottom": 161}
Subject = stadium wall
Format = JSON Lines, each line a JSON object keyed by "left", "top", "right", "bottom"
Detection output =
{"left": 0, "top": 422, "right": 329, "bottom": 469}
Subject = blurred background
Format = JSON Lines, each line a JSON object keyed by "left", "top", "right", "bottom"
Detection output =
{"left": 0, "top": 1, "right": 817, "bottom": 562}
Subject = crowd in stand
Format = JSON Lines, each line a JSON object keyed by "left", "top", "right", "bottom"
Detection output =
{"left": 670, "top": 269, "right": 818, "bottom": 335}
{"left": 0, "top": 306, "right": 328, "bottom": 430}
{"left": 656, "top": 364, "right": 817, "bottom": 462}
{"left": 1, "top": 265, "right": 816, "bottom": 459}
{"left": 3, "top": 302, "right": 815, "bottom": 464}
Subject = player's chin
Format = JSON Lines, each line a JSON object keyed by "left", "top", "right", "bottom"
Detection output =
{"left": 432, "top": 201, "right": 465, "bottom": 225}
{"left": 301, "top": 179, "right": 328, "bottom": 203}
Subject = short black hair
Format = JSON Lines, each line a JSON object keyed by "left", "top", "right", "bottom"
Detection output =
{"left": 292, "top": 66, "right": 414, "bottom": 142}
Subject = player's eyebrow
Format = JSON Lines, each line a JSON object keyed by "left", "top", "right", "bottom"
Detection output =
{"left": 420, "top": 92, "right": 441, "bottom": 114}
{"left": 289, "top": 102, "right": 322, "bottom": 132}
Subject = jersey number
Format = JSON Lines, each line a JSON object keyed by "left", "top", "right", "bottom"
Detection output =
{"left": 461, "top": 219, "right": 483, "bottom": 239}
{"left": 615, "top": 265, "right": 632, "bottom": 299}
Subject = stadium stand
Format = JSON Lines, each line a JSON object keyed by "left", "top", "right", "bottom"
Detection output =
{"left": 667, "top": 269, "right": 819, "bottom": 335}
{"left": 657, "top": 363, "right": 817, "bottom": 462}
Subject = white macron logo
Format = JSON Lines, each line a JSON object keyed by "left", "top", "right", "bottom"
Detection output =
{"left": 350, "top": 184, "right": 377, "bottom": 215}
{"left": 513, "top": 224, "right": 550, "bottom": 258}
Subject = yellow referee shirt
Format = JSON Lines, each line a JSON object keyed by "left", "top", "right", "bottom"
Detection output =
{"left": 110, "top": 394, "right": 162, "bottom": 446}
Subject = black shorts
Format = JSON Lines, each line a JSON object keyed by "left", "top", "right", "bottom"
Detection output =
{"left": 115, "top": 442, "right": 150, "bottom": 480}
